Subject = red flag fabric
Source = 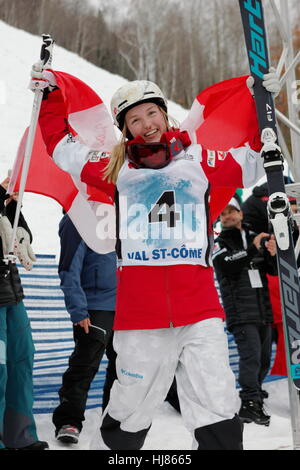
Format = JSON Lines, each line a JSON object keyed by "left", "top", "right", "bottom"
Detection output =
{"left": 195, "top": 76, "right": 259, "bottom": 151}
{"left": 181, "top": 75, "right": 260, "bottom": 221}
{"left": 10, "top": 71, "right": 117, "bottom": 254}
{"left": 267, "top": 274, "right": 287, "bottom": 376}
{"left": 10, "top": 125, "right": 78, "bottom": 210}
{"left": 53, "top": 70, "right": 117, "bottom": 151}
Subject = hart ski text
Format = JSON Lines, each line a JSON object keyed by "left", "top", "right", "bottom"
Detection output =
{"left": 243, "top": 0, "right": 266, "bottom": 79}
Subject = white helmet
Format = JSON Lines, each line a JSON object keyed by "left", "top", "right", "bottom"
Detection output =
{"left": 111, "top": 80, "right": 168, "bottom": 130}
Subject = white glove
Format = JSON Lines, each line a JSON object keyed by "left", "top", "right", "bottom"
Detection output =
{"left": 0, "top": 215, "right": 15, "bottom": 256}
{"left": 262, "top": 67, "right": 281, "bottom": 97}
{"left": 29, "top": 62, "right": 57, "bottom": 92}
{"left": 246, "top": 67, "right": 281, "bottom": 98}
{"left": 16, "top": 227, "right": 36, "bottom": 271}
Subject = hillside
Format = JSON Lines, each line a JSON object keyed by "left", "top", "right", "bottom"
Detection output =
{"left": 0, "top": 19, "right": 296, "bottom": 451}
{"left": 0, "top": 20, "right": 187, "bottom": 254}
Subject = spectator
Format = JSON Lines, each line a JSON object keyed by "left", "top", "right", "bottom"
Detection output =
{"left": 242, "top": 182, "right": 299, "bottom": 376}
{"left": 213, "top": 195, "right": 277, "bottom": 426}
{"left": 52, "top": 213, "right": 117, "bottom": 445}
{"left": 241, "top": 180, "right": 298, "bottom": 235}
{"left": 241, "top": 182, "right": 270, "bottom": 233}
{"left": 0, "top": 176, "right": 48, "bottom": 450}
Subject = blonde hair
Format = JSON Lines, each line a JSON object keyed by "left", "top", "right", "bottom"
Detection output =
{"left": 104, "top": 108, "right": 179, "bottom": 185}
{"left": 103, "top": 127, "right": 127, "bottom": 184}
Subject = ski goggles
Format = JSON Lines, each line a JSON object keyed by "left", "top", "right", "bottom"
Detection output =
{"left": 127, "top": 142, "right": 171, "bottom": 169}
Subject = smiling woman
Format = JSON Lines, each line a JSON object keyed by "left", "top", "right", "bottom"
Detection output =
{"left": 125, "top": 103, "right": 167, "bottom": 142}
{"left": 36, "top": 67, "right": 271, "bottom": 450}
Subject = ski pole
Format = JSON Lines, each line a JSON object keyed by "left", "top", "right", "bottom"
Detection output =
{"left": 6, "top": 34, "right": 54, "bottom": 262}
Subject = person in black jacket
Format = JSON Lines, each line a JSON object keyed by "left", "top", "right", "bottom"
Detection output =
{"left": 213, "top": 195, "right": 277, "bottom": 426}
{"left": 0, "top": 176, "right": 48, "bottom": 450}
{"left": 241, "top": 180, "right": 298, "bottom": 236}
{"left": 242, "top": 182, "right": 299, "bottom": 377}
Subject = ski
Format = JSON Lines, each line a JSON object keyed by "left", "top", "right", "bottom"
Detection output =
{"left": 239, "top": 0, "right": 300, "bottom": 390}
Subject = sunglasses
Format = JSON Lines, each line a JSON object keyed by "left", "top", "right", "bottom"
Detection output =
{"left": 127, "top": 142, "right": 171, "bottom": 169}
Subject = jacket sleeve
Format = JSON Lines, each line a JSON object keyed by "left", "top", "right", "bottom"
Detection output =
{"left": 59, "top": 241, "right": 89, "bottom": 323}
{"left": 0, "top": 186, "right": 33, "bottom": 242}
{"left": 4, "top": 200, "right": 33, "bottom": 243}
{"left": 200, "top": 144, "right": 265, "bottom": 189}
{"left": 39, "top": 89, "right": 115, "bottom": 200}
{"left": 212, "top": 238, "right": 258, "bottom": 275}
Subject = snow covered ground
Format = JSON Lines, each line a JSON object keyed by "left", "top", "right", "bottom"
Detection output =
{"left": 34, "top": 379, "right": 293, "bottom": 451}
{"left": 0, "top": 20, "right": 295, "bottom": 451}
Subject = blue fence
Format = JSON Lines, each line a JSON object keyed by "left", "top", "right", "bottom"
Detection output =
{"left": 19, "top": 254, "right": 107, "bottom": 414}
{"left": 19, "top": 254, "right": 282, "bottom": 414}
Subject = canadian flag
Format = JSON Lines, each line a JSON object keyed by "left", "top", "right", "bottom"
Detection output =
{"left": 9, "top": 72, "right": 259, "bottom": 253}
{"left": 181, "top": 75, "right": 260, "bottom": 221}
{"left": 9, "top": 71, "right": 117, "bottom": 254}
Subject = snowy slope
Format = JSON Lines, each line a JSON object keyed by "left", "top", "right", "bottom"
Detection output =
{"left": 0, "top": 21, "right": 294, "bottom": 451}
{"left": 0, "top": 20, "right": 187, "bottom": 256}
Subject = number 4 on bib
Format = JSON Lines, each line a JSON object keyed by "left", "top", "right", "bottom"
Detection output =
{"left": 148, "top": 191, "right": 181, "bottom": 228}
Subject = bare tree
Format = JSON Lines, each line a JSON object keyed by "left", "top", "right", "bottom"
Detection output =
{"left": 0, "top": 0, "right": 298, "bottom": 109}
{"left": 115, "top": 0, "right": 174, "bottom": 82}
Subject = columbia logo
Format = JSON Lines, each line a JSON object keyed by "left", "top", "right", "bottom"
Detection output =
{"left": 120, "top": 368, "right": 144, "bottom": 379}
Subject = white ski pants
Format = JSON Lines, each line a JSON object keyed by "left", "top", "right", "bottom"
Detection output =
{"left": 102, "top": 318, "right": 239, "bottom": 446}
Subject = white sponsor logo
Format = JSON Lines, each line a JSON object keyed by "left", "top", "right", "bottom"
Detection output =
{"left": 88, "top": 151, "right": 111, "bottom": 162}
{"left": 217, "top": 151, "right": 227, "bottom": 160}
{"left": 207, "top": 150, "right": 216, "bottom": 167}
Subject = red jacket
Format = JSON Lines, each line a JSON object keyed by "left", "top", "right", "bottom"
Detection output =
{"left": 115, "top": 264, "right": 224, "bottom": 330}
